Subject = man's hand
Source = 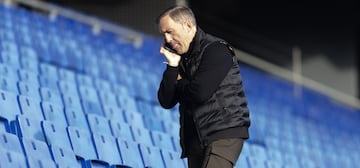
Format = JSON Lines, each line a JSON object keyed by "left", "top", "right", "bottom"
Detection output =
{"left": 160, "top": 46, "right": 181, "bottom": 67}
{"left": 177, "top": 74, "right": 182, "bottom": 80}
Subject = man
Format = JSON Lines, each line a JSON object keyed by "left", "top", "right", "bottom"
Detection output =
{"left": 156, "top": 6, "right": 251, "bottom": 168}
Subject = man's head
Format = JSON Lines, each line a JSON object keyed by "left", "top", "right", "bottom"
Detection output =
{"left": 156, "top": 6, "right": 197, "bottom": 54}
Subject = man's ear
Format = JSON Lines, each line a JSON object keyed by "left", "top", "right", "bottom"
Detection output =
{"left": 184, "top": 20, "right": 194, "bottom": 32}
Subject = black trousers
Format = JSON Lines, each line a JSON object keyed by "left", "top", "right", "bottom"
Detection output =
{"left": 187, "top": 138, "right": 244, "bottom": 168}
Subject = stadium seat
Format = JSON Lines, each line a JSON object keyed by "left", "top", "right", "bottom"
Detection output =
{"left": 76, "top": 73, "right": 94, "bottom": 88}
{"left": 78, "top": 85, "right": 103, "bottom": 116}
{"left": 116, "top": 139, "right": 143, "bottom": 168}
{"left": 0, "top": 148, "right": 27, "bottom": 168}
{"left": 150, "top": 130, "right": 175, "bottom": 151}
{"left": 131, "top": 125, "right": 153, "bottom": 146}
{"left": 143, "top": 116, "right": 165, "bottom": 132}
{"left": 67, "top": 126, "right": 97, "bottom": 160}
{"left": 92, "top": 133, "right": 122, "bottom": 166}
{"left": 109, "top": 119, "right": 134, "bottom": 142}
{"left": 0, "top": 90, "right": 21, "bottom": 132}
{"left": 13, "top": 115, "right": 45, "bottom": 141}
{"left": 50, "top": 145, "right": 82, "bottom": 168}
{"left": 98, "top": 90, "right": 118, "bottom": 107}
{"left": 62, "top": 93, "right": 83, "bottom": 110}
{"left": 102, "top": 104, "right": 125, "bottom": 121}
{"left": 0, "top": 131, "right": 24, "bottom": 153}
{"left": 21, "top": 137, "right": 53, "bottom": 161}
{"left": 41, "top": 101, "right": 68, "bottom": 126}
{"left": 87, "top": 114, "right": 112, "bottom": 135}
{"left": 161, "top": 149, "right": 186, "bottom": 168}
{"left": 0, "top": 74, "right": 19, "bottom": 93}
{"left": 117, "top": 95, "right": 138, "bottom": 113}
{"left": 17, "top": 69, "right": 39, "bottom": 86}
{"left": 64, "top": 107, "right": 89, "bottom": 130}
{"left": 27, "top": 157, "right": 57, "bottom": 168}
{"left": 138, "top": 143, "right": 165, "bottom": 168}
{"left": 17, "top": 81, "right": 41, "bottom": 100}
{"left": 41, "top": 120, "right": 72, "bottom": 149}
{"left": 40, "top": 87, "right": 64, "bottom": 107}
{"left": 18, "top": 95, "right": 44, "bottom": 120}
{"left": 123, "top": 110, "right": 145, "bottom": 128}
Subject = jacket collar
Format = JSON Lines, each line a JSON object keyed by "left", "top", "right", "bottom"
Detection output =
{"left": 182, "top": 27, "right": 205, "bottom": 59}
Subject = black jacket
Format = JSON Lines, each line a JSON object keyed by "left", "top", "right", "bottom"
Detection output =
{"left": 158, "top": 28, "right": 250, "bottom": 157}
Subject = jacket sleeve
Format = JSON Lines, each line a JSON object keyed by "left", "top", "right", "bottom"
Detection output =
{"left": 157, "top": 65, "right": 179, "bottom": 109}
{"left": 176, "top": 42, "right": 234, "bottom": 104}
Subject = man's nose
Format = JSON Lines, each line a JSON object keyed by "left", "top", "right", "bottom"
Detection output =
{"left": 164, "top": 34, "right": 172, "bottom": 43}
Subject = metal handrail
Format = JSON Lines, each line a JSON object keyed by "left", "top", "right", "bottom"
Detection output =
{"left": 1, "top": 0, "right": 144, "bottom": 47}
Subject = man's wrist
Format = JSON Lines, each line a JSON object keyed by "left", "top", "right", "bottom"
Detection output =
{"left": 168, "top": 62, "right": 179, "bottom": 67}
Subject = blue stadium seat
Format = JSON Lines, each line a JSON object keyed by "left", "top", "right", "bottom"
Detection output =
{"left": 161, "top": 149, "right": 185, "bottom": 168}
{"left": 0, "top": 90, "right": 21, "bottom": 132}
{"left": 136, "top": 100, "right": 155, "bottom": 117}
{"left": 62, "top": 93, "right": 83, "bottom": 110}
{"left": 235, "top": 154, "right": 249, "bottom": 168}
{"left": 250, "top": 144, "right": 268, "bottom": 162}
{"left": 247, "top": 157, "right": 266, "bottom": 168}
{"left": 162, "top": 120, "right": 180, "bottom": 137}
{"left": 58, "top": 80, "right": 79, "bottom": 95}
{"left": 153, "top": 105, "right": 175, "bottom": 123}
{"left": 21, "top": 137, "right": 53, "bottom": 161}
{"left": 0, "top": 45, "right": 21, "bottom": 69}
{"left": 78, "top": 85, "right": 103, "bottom": 116}
{"left": 0, "top": 75, "right": 19, "bottom": 93}
{"left": 94, "top": 78, "right": 112, "bottom": 93}
{"left": 0, "top": 148, "right": 27, "bottom": 168}
{"left": 17, "top": 81, "right": 41, "bottom": 100}
{"left": 98, "top": 90, "right": 118, "bottom": 107}
{"left": 17, "top": 69, "right": 39, "bottom": 86}
{"left": 87, "top": 114, "right": 112, "bottom": 135}
{"left": 143, "top": 116, "right": 165, "bottom": 132}
{"left": 18, "top": 95, "right": 44, "bottom": 120}
{"left": 112, "top": 83, "right": 130, "bottom": 97}
{"left": 19, "top": 55, "right": 39, "bottom": 73}
{"left": 41, "top": 101, "right": 68, "bottom": 126}
{"left": 40, "top": 87, "right": 63, "bottom": 107}
{"left": 0, "top": 131, "right": 24, "bottom": 154}
{"left": 50, "top": 146, "right": 82, "bottom": 168}
{"left": 58, "top": 68, "right": 76, "bottom": 82}
{"left": 64, "top": 107, "right": 89, "bottom": 130}
{"left": 39, "top": 62, "right": 59, "bottom": 81}
{"left": 27, "top": 157, "right": 57, "bottom": 168}
{"left": 13, "top": 115, "right": 45, "bottom": 141}
{"left": 265, "top": 160, "right": 284, "bottom": 168}
{"left": 92, "top": 133, "right": 122, "bottom": 166}
{"left": 76, "top": 73, "right": 94, "bottom": 88}
{"left": 138, "top": 144, "right": 165, "bottom": 168}
{"left": 266, "top": 149, "right": 283, "bottom": 164}
{"left": 102, "top": 104, "right": 125, "bottom": 121}
{"left": 116, "top": 139, "right": 143, "bottom": 168}
{"left": 131, "top": 125, "right": 153, "bottom": 146}
{"left": 39, "top": 75, "right": 60, "bottom": 93}
{"left": 67, "top": 126, "right": 97, "bottom": 160}
{"left": 151, "top": 130, "right": 175, "bottom": 151}
{"left": 0, "top": 63, "right": 18, "bottom": 80}
{"left": 117, "top": 95, "right": 138, "bottom": 113}
{"left": 41, "top": 120, "right": 72, "bottom": 149}
{"left": 109, "top": 119, "right": 134, "bottom": 142}
{"left": 123, "top": 110, "right": 145, "bottom": 128}
{"left": 282, "top": 154, "right": 300, "bottom": 168}
{"left": 18, "top": 45, "right": 37, "bottom": 60}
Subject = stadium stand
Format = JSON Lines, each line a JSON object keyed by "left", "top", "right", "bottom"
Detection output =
{"left": 0, "top": 1, "right": 360, "bottom": 168}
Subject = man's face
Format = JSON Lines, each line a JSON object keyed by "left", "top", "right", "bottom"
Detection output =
{"left": 159, "top": 15, "right": 195, "bottom": 55}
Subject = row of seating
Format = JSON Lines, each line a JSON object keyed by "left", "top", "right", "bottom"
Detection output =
{"left": 2, "top": 2, "right": 360, "bottom": 168}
